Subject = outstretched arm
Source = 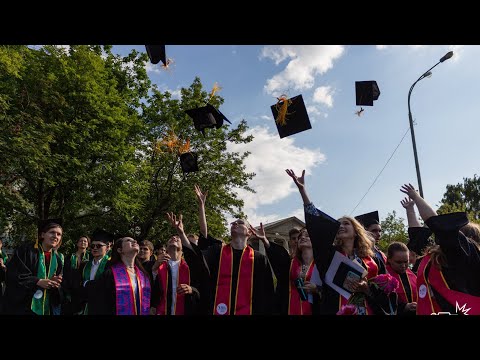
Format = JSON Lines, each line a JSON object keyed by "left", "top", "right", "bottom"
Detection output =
{"left": 166, "top": 212, "right": 192, "bottom": 251}
{"left": 400, "top": 184, "right": 437, "bottom": 223}
{"left": 400, "top": 197, "right": 422, "bottom": 228}
{"left": 194, "top": 185, "right": 208, "bottom": 239}
{"left": 285, "top": 169, "right": 311, "bottom": 205}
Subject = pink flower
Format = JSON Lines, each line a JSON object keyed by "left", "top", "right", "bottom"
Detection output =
{"left": 370, "top": 274, "right": 399, "bottom": 295}
{"left": 337, "top": 304, "right": 358, "bottom": 315}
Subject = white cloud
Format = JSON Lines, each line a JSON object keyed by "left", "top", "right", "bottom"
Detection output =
{"left": 306, "top": 106, "right": 321, "bottom": 116}
{"left": 146, "top": 62, "right": 161, "bottom": 74}
{"left": 376, "top": 45, "right": 388, "bottom": 50}
{"left": 260, "top": 45, "right": 345, "bottom": 96}
{"left": 226, "top": 126, "right": 326, "bottom": 225}
{"left": 168, "top": 89, "right": 182, "bottom": 100}
{"left": 312, "top": 86, "right": 334, "bottom": 108}
{"left": 260, "top": 115, "right": 271, "bottom": 121}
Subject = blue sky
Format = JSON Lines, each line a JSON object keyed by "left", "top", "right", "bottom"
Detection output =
{"left": 113, "top": 45, "right": 479, "bottom": 227}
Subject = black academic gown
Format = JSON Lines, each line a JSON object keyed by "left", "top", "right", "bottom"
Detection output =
{"left": 4, "top": 244, "right": 64, "bottom": 315}
{"left": 265, "top": 242, "right": 321, "bottom": 314}
{"left": 423, "top": 213, "right": 480, "bottom": 312}
{"left": 407, "top": 227, "right": 434, "bottom": 274}
{"left": 305, "top": 206, "right": 393, "bottom": 315}
{"left": 191, "top": 234, "right": 275, "bottom": 315}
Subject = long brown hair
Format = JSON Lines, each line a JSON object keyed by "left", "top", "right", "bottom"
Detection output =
{"left": 334, "top": 216, "right": 374, "bottom": 258}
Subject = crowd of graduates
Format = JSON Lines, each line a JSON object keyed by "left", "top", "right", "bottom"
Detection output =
{"left": 1, "top": 173, "right": 479, "bottom": 316}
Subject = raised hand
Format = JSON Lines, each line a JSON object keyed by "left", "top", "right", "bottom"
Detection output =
{"left": 166, "top": 212, "right": 184, "bottom": 234}
{"left": 285, "top": 169, "right": 305, "bottom": 190}
{"left": 400, "top": 197, "right": 415, "bottom": 209}
{"left": 194, "top": 184, "right": 208, "bottom": 206}
{"left": 249, "top": 222, "right": 269, "bottom": 248}
{"left": 400, "top": 183, "right": 420, "bottom": 200}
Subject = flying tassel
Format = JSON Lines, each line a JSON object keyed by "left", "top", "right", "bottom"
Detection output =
{"left": 208, "top": 82, "right": 222, "bottom": 103}
{"left": 161, "top": 58, "right": 174, "bottom": 70}
{"left": 178, "top": 139, "right": 191, "bottom": 155}
{"left": 275, "top": 95, "right": 292, "bottom": 126}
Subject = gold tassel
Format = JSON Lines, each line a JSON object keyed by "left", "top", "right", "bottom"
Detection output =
{"left": 275, "top": 95, "right": 291, "bottom": 126}
{"left": 208, "top": 82, "right": 222, "bottom": 103}
{"left": 178, "top": 139, "right": 190, "bottom": 155}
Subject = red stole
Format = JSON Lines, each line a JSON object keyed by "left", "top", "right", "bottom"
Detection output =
{"left": 386, "top": 264, "right": 417, "bottom": 303}
{"left": 338, "top": 253, "right": 377, "bottom": 315}
{"left": 288, "top": 258, "right": 314, "bottom": 315}
{"left": 157, "top": 258, "right": 190, "bottom": 315}
{"left": 417, "top": 255, "right": 480, "bottom": 315}
{"left": 213, "top": 244, "right": 254, "bottom": 315}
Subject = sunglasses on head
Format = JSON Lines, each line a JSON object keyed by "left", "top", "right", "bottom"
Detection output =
{"left": 90, "top": 243, "right": 106, "bottom": 249}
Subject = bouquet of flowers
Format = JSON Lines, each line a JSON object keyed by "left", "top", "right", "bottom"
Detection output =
{"left": 337, "top": 274, "right": 399, "bottom": 315}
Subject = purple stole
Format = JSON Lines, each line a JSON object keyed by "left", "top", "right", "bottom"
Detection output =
{"left": 111, "top": 263, "right": 151, "bottom": 315}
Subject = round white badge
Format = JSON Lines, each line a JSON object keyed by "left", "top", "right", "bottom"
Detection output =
{"left": 418, "top": 284, "right": 427, "bottom": 299}
{"left": 34, "top": 290, "right": 43, "bottom": 299}
{"left": 216, "top": 303, "right": 228, "bottom": 315}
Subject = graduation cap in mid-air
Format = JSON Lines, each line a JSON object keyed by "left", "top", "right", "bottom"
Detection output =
{"left": 180, "top": 152, "right": 199, "bottom": 173}
{"left": 91, "top": 228, "right": 115, "bottom": 244}
{"left": 270, "top": 94, "right": 312, "bottom": 139}
{"left": 355, "top": 81, "right": 380, "bottom": 106}
{"left": 354, "top": 211, "right": 380, "bottom": 229}
{"left": 145, "top": 45, "right": 167, "bottom": 66}
{"left": 185, "top": 104, "right": 231, "bottom": 136}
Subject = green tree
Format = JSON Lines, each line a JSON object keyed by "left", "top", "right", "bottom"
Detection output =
{"left": 378, "top": 211, "right": 408, "bottom": 251}
{"left": 0, "top": 45, "right": 148, "bottom": 247}
{"left": 118, "top": 77, "right": 254, "bottom": 243}
{"left": 0, "top": 46, "right": 255, "bottom": 249}
{"left": 437, "top": 175, "right": 480, "bottom": 223}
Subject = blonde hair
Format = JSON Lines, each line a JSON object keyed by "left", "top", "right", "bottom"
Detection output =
{"left": 334, "top": 216, "right": 374, "bottom": 258}
{"left": 461, "top": 222, "right": 480, "bottom": 244}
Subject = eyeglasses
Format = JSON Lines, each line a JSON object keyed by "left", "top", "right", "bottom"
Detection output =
{"left": 90, "top": 244, "right": 106, "bottom": 249}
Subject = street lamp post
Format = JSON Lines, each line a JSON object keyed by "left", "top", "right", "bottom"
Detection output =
{"left": 407, "top": 51, "right": 453, "bottom": 198}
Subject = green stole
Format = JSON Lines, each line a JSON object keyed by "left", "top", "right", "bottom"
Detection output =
{"left": 82, "top": 256, "right": 109, "bottom": 315}
{"left": 31, "top": 246, "right": 58, "bottom": 315}
{"left": 0, "top": 251, "right": 7, "bottom": 263}
{"left": 71, "top": 251, "right": 90, "bottom": 269}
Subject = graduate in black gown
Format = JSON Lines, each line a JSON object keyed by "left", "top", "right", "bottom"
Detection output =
{"left": 169, "top": 197, "right": 275, "bottom": 315}
{"left": 286, "top": 169, "right": 395, "bottom": 315}
{"left": 400, "top": 184, "right": 480, "bottom": 315}
{"left": 4, "top": 219, "right": 64, "bottom": 315}
{"left": 263, "top": 227, "right": 322, "bottom": 315}
{"left": 152, "top": 231, "right": 202, "bottom": 315}
{"left": 85, "top": 237, "right": 151, "bottom": 315}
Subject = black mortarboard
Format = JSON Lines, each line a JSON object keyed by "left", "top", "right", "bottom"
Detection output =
{"left": 355, "top": 211, "right": 380, "bottom": 229}
{"left": 270, "top": 94, "right": 312, "bottom": 139}
{"left": 407, "top": 227, "right": 433, "bottom": 255}
{"left": 185, "top": 104, "right": 231, "bottom": 136}
{"left": 38, "top": 218, "right": 63, "bottom": 233}
{"left": 91, "top": 229, "right": 115, "bottom": 244}
{"left": 180, "top": 152, "right": 199, "bottom": 173}
{"left": 145, "top": 45, "right": 166, "bottom": 66}
{"left": 355, "top": 81, "right": 380, "bottom": 106}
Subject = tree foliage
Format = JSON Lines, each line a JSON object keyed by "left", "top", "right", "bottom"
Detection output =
{"left": 378, "top": 211, "right": 408, "bottom": 251}
{"left": 437, "top": 175, "right": 480, "bottom": 223}
{"left": 0, "top": 45, "right": 254, "bottom": 251}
